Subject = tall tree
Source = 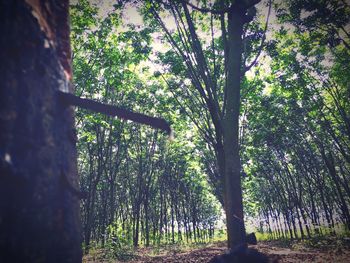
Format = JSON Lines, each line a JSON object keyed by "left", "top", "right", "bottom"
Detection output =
{"left": 144, "top": 0, "right": 265, "bottom": 247}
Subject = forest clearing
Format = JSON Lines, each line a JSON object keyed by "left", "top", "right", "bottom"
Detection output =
{"left": 1, "top": 0, "right": 350, "bottom": 262}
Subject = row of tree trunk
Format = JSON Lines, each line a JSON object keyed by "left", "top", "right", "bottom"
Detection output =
{"left": 78, "top": 123, "right": 220, "bottom": 251}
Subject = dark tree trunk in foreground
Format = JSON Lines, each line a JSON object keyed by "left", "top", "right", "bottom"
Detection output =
{"left": 0, "top": 1, "right": 82, "bottom": 262}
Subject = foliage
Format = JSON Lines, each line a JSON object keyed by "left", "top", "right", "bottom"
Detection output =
{"left": 241, "top": 0, "right": 350, "bottom": 239}
{"left": 71, "top": 0, "right": 222, "bottom": 255}
{"left": 70, "top": 0, "right": 350, "bottom": 257}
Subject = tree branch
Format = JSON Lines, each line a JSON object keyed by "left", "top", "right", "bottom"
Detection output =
{"left": 181, "top": 0, "right": 231, "bottom": 14}
{"left": 244, "top": 0, "right": 272, "bottom": 72}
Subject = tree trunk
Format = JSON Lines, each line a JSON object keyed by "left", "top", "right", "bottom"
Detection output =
{"left": 0, "top": 1, "right": 82, "bottom": 262}
{"left": 223, "top": 4, "right": 246, "bottom": 248}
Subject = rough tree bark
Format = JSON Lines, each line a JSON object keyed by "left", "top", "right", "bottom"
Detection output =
{"left": 0, "top": 0, "right": 82, "bottom": 262}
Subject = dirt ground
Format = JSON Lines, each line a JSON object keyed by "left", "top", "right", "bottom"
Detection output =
{"left": 84, "top": 240, "right": 350, "bottom": 263}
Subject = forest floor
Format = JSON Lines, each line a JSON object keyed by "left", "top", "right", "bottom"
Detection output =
{"left": 84, "top": 237, "right": 350, "bottom": 263}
